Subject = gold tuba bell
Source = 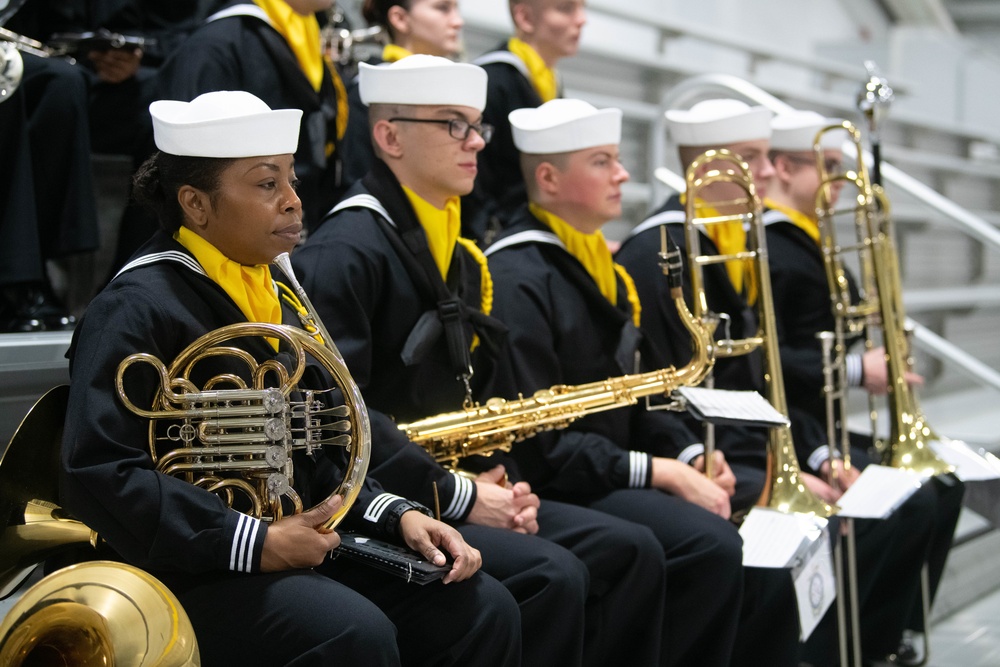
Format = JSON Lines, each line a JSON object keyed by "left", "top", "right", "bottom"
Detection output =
{"left": 0, "top": 389, "right": 199, "bottom": 665}
{"left": 0, "top": 561, "right": 200, "bottom": 666}
{"left": 684, "top": 148, "right": 837, "bottom": 517}
{"left": 813, "top": 121, "right": 953, "bottom": 478}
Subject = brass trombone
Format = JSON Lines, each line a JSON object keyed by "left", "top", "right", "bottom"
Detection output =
{"left": 684, "top": 148, "right": 837, "bottom": 517}
{"left": 812, "top": 121, "right": 953, "bottom": 479}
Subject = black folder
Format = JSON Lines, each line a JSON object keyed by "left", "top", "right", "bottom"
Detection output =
{"left": 335, "top": 533, "right": 450, "bottom": 585}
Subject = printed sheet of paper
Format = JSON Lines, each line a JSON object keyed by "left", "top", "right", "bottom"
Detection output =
{"left": 739, "top": 507, "right": 827, "bottom": 568}
{"left": 792, "top": 530, "right": 836, "bottom": 641}
{"left": 834, "top": 465, "right": 922, "bottom": 519}
{"left": 677, "top": 386, "right": 790, "bottom": 427}
{"left": 929, "top": 439, "right": 1000, "bottom": 481}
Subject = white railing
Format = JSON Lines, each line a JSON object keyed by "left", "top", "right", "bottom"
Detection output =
{"left": 654, "top": 75, "right": 1000, "bottom": 392}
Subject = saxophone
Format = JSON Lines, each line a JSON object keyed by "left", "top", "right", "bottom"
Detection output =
{"left": 399, "top": 237, "right": 714, "bottom": 471}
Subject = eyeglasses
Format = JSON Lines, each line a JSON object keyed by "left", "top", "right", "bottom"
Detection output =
{"left": 781, "top": 154, "right": 845, "bottom": 177}
{"left": 389, "top": 117, "right": 494, "bottom": 144}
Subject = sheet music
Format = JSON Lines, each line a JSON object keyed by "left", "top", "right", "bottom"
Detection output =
{"left": 676, "top": 386, "right": 790, "bottom": 427}
{"left": 834, "top": 465, "right": 923, "bottom": 518}
{"left": 739, "top": 507, "right": 827, "bottom": 568}
{"left": 929, "top": 439, "right": 1000, "bottom": 481}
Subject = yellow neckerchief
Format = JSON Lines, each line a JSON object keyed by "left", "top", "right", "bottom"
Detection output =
{"left": 680, "top": 193, "right": 758, "bottom": 305}
{"left": 253, "top": 0, "right": 323, "bottom": 91}
{"left": 507, "top": 37, "right": 558, "bottom": 102}
{"left": 382, "top": 43, "right": 413, "bottom": 63}
{"left": 764, "top": 198, "right": 821, "bottom": 246}
{"left": 402, "top": 185, "right": 461, "bottom": 280}
{"left": 531, "top": 203, "right": 640, "bottom": 326}
{"left": 401, "top": 189, "right": 491, "bottom": 352}
{"left": 174, "top": 226, "right": 282, "bottom": 350}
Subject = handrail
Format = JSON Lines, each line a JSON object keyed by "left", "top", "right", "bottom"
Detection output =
{"left": 654, "top": 73, "right": 1000, "bottom": 392}
{"left": 908, "top": 319, "right": 1000, "bottom": 392}
{"left": 582, "top": 0, "right": 915, "bottom": 94}
{"left": 659, "top": 73, "right": 1000, "bottom": 254}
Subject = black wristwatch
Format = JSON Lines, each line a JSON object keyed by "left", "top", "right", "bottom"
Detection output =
{"left": 385, "top": 499, "right": 433, "bottom": 538}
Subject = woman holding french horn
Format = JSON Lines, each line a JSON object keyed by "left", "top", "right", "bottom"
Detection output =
{"left": 58, "top": 90, "right": 520, "bottom": 667}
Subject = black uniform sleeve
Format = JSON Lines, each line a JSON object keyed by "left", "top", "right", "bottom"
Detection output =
{"left": 769, "top": 243, "right": 826, "bottom": 402}
{"left": 364, "top": 409, "right": 478, "bottom": 522}
{"left": 156, "top": 20, "right": 245, "bottom": 102}
{"left": 293, "top": 217, "right": 382, "bottom": 391}
{"left": 60, "top": 284, "right": 269, "bottom": 574}
{"left": 487, "top": 250, "right": 652, "bottom": 500}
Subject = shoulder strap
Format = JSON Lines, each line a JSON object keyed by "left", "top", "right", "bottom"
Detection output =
{"left": 628, "top": 210, "right": 686, "bottom": 239}
{"left": 206, "top": 4, "right": 270, "bottom": 24}
{"left": 484, "top": 230, "right": 563, "bottom": 257}
{"left": 472, "top": 50, "right": 530, "bottom": 78}
{"left": 112, "top": 250, "right": 207, "bottom": 282}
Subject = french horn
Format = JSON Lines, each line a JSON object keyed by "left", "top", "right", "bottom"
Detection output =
{"left": 0, "top": 253, "right": 370, "bottom": 664}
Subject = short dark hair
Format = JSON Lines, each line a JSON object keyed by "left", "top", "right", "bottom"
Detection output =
{"left": 519, "top": 151, "right": 570, "bottom": 200}
{"left": 131, "top": 152, "right": 236, "bottom": 233}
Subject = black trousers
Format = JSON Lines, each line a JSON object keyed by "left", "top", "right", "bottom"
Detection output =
{"left": 584, "top": 488, "right": 788, "bottom": 667}
{"left": 795, "top": 444, "right": 962, "bottom": 665}
{"left": 909, "top": 472, "right": 964, "bottom": 631}
{"left": 459, "top": 500, "right": 667, "bottom": 667}
{"left": 162, "top": 559, "right": 521, "bottom": 667}
{"left": 0, "top": 54, "right": 99, "bottom": 286}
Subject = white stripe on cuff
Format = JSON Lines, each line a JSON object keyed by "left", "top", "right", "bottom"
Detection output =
{"left": 230, "top": 512, "right": 262, "bottom": 573}
{"left": 363, "top": 492, "right": 405, "bottom": 523}
{"left": 442, "top": 473, "right": 474, "bottom": 520}
{"left": 846, "top": 353, "right": 863, "bottom": 387}
{"left": 628, "top": 451, "right": 648, "bottom": 488}
{"left": 808, "top": 446, "right": 834, "bottom": 473}
{"left": 678, "top": 443, "right": 706, "bottom": 466}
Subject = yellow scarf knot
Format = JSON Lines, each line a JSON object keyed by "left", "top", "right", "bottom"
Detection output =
{"left": 531, "top": 204, "right": 640, "bottom": 326}
{"left": 174, "top": 226, "right": 282, "bottom": 350}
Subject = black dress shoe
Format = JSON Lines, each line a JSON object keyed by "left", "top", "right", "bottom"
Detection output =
{"left": 0, "top": 303, "right": 45, "bottom": 332}
{"left": 0, "top": 284, "right": 76, "bottom": 332}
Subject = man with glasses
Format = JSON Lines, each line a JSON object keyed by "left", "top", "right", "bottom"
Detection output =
{"left": 293, "top": 55, "right": 667, "bottom": 667}
{"left": 764, "top": 109, "right": 965, "bottom": 667}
